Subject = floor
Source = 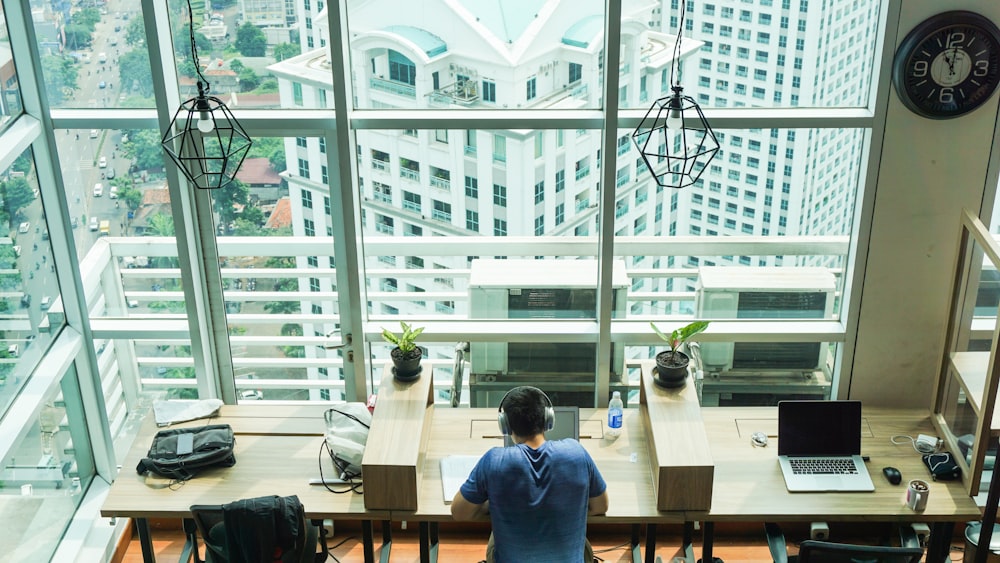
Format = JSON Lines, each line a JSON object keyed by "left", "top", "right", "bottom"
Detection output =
{"left": 114, "top": 520, "right": 972, "bottom": 562}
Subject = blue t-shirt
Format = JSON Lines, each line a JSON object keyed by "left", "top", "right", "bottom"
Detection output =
{"left": 458, "top": 439, "right": 607, "bottom": 563}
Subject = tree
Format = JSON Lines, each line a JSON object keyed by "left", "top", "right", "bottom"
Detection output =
{"left": 211, "top": 179, "right": 249, "bottom": 227}
{"left": 63, "top": 24, "right": 93, "bottom": 50}
{"left": 125, "top": 14, "right": 146, "bottom": 47}
{"left": 174, "top": 24, "right": 213, "bottom": 60}
{"left": 234, "top": 23, "right": 267, "bottom": 57}
{"left": 73, "top": 7, "right": 101, "bottom": 30}
{"left": 272, "top": 42, "right": 301, "bottom": 62}
{"left": 230, "top": 217, "right": 264, "bottom": 236}
{"left": 11, "top": 154, "right": 32, "bottom": 176}
{"left": 240, "top": 205, "right": 265, "bottom": 227}
{"left": 237, "top": 66, "right": 260, "bottom": 91}
{"left": 1, "top": 177, "right": 35, "bottom": 225}
{"left": 119, "top": 49, "right": 154, "bottom": 98}
{"left": 253, "top": 79, "right": 279, "bottom": 94}
{"left": 147, "top": 213, "right": 175, "bottom": 236}
{"left": 229, "top": 59, "right": 244, "bottom": 73}
{"left": 41, "top": 55, "right": 78, "bottom": 105}
{"left": 121, "top": 129, "right": 164, "bottom": 171}
{"left": 119, "top": 186, "right": 143, "bottom": 211}
{"left": 265, "top": 300, "right": 300, "bottom": 315}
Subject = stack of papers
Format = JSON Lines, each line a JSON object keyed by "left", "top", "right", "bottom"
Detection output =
{"left": 439, "top": 455, "right": 480, "bottom": 503}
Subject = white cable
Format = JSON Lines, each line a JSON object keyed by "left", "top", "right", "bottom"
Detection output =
{"left": 890, "top": 434, "right": 937, "bottom": 454}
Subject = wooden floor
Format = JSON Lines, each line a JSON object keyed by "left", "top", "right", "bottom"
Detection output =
{"left": 114, "top": 520, "right": 970, "bottom": 563}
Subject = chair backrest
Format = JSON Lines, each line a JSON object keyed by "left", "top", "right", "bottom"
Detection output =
{"left": 190, "top": 495, "right": 320, "bottom": 563}
{"left": 797, "top": 539, "right": 924, "bottom": 563}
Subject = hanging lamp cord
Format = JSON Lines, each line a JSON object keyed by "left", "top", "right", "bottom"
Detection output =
{"left": 186, "top": 0, "right": 211, "bottom": 96}
{"left": 669, "top": 0, "right": 688, "bottom": 90}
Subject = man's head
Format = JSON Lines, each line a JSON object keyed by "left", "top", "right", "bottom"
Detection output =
{"left": 498, "top": 386, "right": 553, "bottom": 438}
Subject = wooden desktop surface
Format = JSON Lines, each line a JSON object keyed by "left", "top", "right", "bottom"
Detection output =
{"left": 101, "top": 409, "right": 384, "bottom": 521}
{"left": 407, "top": 407, "right": 683, "bottom": 524}
{"left": 693, "top": 406, "right": 981, "bottom": 522}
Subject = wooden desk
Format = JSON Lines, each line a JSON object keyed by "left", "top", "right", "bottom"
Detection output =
{"left": 405, "top": 407, "right": 684, "bottom": 562}
{"left": 692, "top": 406, "right": 982, "bottom": 563}
{"left": 101, "top": 410, "right": 390, "bottom": 563}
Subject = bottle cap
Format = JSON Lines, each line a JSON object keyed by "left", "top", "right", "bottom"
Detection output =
{"left": 612, "top": 391, "right": 621, "bottom": 398}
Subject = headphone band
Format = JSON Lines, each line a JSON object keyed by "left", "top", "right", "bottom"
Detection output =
{"left": 498, "top": 386, "right": 553, "bottom": 413}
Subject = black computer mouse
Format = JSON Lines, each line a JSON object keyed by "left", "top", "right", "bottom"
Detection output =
{"left": 882, "top": 466, "right": 902, "bottom": 485}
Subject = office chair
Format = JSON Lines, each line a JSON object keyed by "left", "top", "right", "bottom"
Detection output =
{"left": 187, "top": 495, "right": 329, "bottom": 563}
{"left": 764, "top": 522, "right": 924, "bottom": 563}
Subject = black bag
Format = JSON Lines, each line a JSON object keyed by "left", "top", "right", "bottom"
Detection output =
{"left": 922, "top": 452, "right": 961, "bottom": 481}
{"left": 136, "top": 424, "right": 236, "bottom": 481}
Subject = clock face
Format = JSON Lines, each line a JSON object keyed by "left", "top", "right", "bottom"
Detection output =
{"left": 893, "top": 11, "right": 1000, "bottom": 119}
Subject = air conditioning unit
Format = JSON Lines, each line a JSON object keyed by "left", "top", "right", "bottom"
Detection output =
{"left": 696, "top": 266, "right": 836, "bottom": 374}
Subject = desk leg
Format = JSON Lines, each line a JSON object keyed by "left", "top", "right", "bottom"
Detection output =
{"left": 362, "top": 520, "right": 375, "bottom": 563}
{"left": 380, "top": 520, "right": 392, "bottom": 563}
{"left": 645, "top": 523, "right": 658, "bottom": 563}
{"left": 926, "top": 522, "right": 955, "bottom": 563}
{"left": 682, "top": 521, "right": 696, "bottom": 563}
{"left": 419, "top": 522, "right": 439, "bottom": 563}
{"left": 135, "top": 517, "right": 156, "bottom": 563}
{"left": 629, "top": 524, "right": 641, "bottom": 563}
{"left": 700, "top": 521, "right": 721, "bottom": 563}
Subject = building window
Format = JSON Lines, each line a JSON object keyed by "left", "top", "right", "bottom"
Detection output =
{"left": 296, "top": 137, "right": 307, "bottom": 148}
{"left": 482, "top": 79, "right": 496, "bottom": 102}
{"left": 494, "top": 219, "right": 507, "bottom": 236}
{"left": 555, "top": 203, "right": 565, "bottom": 226}
{"left": 534, "top": 181, "right": 544, "bottom": 204}
{"left": 403, "top": 191, "right": 421, "bottom": 212}
{"left": 301, "top": 190, "right": 313, "bottom": 209}
{"left": 466, "top": 210, "right": 479, "bottom": 232}
{"left": 464, "top": 176, "right": 478, "bottom": 198}
{"left": 293, "top": 82, "right": 303, "bottom": 105}
{"left": 493, "top": 184, "right": 507, "bottom": 207}
{"left": 432, "top": 200, "right": 451, "bottom": 222}
{"left": 526, "top": 77, "right": 537, "bottom": 100}
{"left": 297, "top": 158, "right": 309, "bottom": 177}
{"left": 534, "top": 216, "right": 544, "bottom": 235}
{"left": 569, "top": 62, "right": 582, "bottom": 83}
{"left": 388, "top": 49, "right": 416, "bottom": 85}
{"left": 555, "top": 170, "right": 565, "bottom": 192}
{"left": 303, "top": 218, "right": 315, "bottom": 236}
{"left": 493, "top": 134, "right": 506, "bottom": 162}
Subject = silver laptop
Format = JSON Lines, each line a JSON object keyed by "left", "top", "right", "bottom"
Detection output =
{"left": 777, "top": 400, "right": 875, "bottom": 492}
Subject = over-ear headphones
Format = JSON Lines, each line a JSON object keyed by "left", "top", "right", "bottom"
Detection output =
{"left": 497, "top": 386, "right": 555, "bottom": 436}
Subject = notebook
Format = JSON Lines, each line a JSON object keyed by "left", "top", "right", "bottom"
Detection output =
{"left": 777, "top": 400, "right": 875, "bottom": 492}
{"left": 441, "top": 407, "right": 583, "bottom": 501}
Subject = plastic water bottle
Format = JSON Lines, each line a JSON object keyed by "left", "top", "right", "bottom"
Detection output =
{"left": 607, "top": 391, "right": 623, "bottom": 438}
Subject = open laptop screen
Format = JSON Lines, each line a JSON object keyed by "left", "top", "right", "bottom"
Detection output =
{"left": 548, "top": 406, "right": 580, "bottom": 442}
{"left": 777, "top": 400, "right": 862, "bottom": 457}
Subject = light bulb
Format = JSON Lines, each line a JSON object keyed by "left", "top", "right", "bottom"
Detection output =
{"left": 197, "top": 114, "right": 215, "bottom": 133}
{"left": 666, "top": 108, "right": 684, "bottom": 131}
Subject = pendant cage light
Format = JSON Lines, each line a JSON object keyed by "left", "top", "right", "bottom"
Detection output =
{"left": 631, "top": 1, "right": 718, "bottom": 189}
{"left": 161, "top": 0, "right": 252, "bottom": 190}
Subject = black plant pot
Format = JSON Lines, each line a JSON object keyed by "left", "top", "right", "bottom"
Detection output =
{"left": 391, "top": 346, "right": 424, "bottom": 382}
{"left": 653, "top": 350, "right": 690, "bottom": 389}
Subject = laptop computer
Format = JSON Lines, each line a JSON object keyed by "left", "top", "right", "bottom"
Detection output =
{"left": 777, "top": 400, "right": 875, "bottom": 492}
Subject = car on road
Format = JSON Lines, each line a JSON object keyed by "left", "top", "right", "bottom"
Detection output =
{"left": 109, "top": 185, "right": 118, "bottom": 199}
{"left": 106, "top": 167, "right": 115, "bottom": 179}
{"left": 6, "top": 344, "right": 18, "bottom": 358}
{"left": 18, "top": 221, "right": 29, "bottom": 233}
{"left": 98, "top": 156, "right": 107, "bottom": 168}
{"left": 39, "top": 296, "right": 51, "bottom": 310}
{"left": 98, "top": 81, "right": 106, "bottom": 89}
{"left": 93, "top": 183, "right": 103, "bottom": 197}
{"left": 71, "top": 217, "right": 79, "bottom": 229}
{"left": 12, "top": 245, "right": 20, "bottom": 257}
{"left": 89, "top": 129, "right": 99, "bottom": 139}
{"left": 20, "top": 295, "right": 30, "bottom": 308}
{"left": 89, "top": 217, "right": 99, "bottom": 231}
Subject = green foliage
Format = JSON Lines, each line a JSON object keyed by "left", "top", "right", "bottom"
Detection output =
{"left": 41, "top": 55, "right": 78, "bottom": 105}
{"left": 265, "top": 300, "right": 300, "bottom": 315}
{"left": 236, "top": 66, "right": 261, "bottom": 92}
{"left": 1, "top": 177, "right": 35, "bottom": 224}
{"left": 121, "top": 129, "right": 163, "bottom": 170}
{"left": 282, "top": 346, "right": 305, "bottom": 358}
{"left": 147, "top": 213, "right": 175, "bottom": 237}
{"left": 125, "top": 14, "right": 146, "bottom": 47}
{"left": 381, "top": 321, "right": 424, "bottom": 353}
{"left": 280, "top": 323, "right": 303, "bottom": 337}
{"left": 11, "top": 154, "right": 32, "bottom": 175}
{"left": 211, "top": 179, "right": 249, "bottom": 227}
{"left": 235, "top": 23, "right": 267, "bottom": 57}
{"left": 272, "top": 42, "right": 301, "bottom": 62}
{"left": 63, "top": 24, "right": 93, "bottom": 50}
{"left": 253, "top": 78, "right": 279, "bottom": 94}
{"left": 119, "top": 49, "right": 154, "bottom": 98}
{"left": 73, "top": 7, "right": 101, "bottom": 30}
{"left": 650, "top": 320, "right": 710, "bottom": 358}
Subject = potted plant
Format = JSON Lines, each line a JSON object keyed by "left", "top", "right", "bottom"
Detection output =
{"left": 650, "top": 320, "right": 710, "bottom": 388}
{"left": 382, "top": 321, "right": 425, "bottom": 381}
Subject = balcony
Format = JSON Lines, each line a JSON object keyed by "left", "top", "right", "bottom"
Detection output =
{"left": 370, "top": 77, "right": 416, "bottom": 98}
{"left": 427, "top": 79, "right": 480, "bottom": 107}
{"left": 430, "top": 176, "right": 451, "bottom": 190}
{"left": 371, "top": 159, "right": 389, "bottom": 172}
{"left": 400, "top": 167, "right": 420, "bottom": 182}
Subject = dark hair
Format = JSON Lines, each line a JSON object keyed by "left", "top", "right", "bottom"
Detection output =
{"left": 502, "top": 386, "right": 547, "bottom": 437}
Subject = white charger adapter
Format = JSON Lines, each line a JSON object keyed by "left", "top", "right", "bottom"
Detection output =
{"left": 916, "top": 434, "right": 940, "bottom": 452}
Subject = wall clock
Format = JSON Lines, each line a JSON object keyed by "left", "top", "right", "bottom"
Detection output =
{"left": 892, "top": 11, "right": 1000, "bottom": 119}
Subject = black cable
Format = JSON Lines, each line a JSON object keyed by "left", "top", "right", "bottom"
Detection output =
{"left": 184, "top": 0, "right": 210, "bottom": 93}
{"left": 670, "top": 0, "right": 688, "bottom": 88}
{"left": 317, "top": 440, "right": 363, "bottom": 494}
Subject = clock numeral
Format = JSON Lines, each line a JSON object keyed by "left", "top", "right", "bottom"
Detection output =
{"left": 913, "top": 60, "right": 929, "bottom": 77}
{"left": 947, "top": 32, "right": 966, "bottom": 48}
{"left": 975, "top": 59, "right": 990, "bottom": 77}
{"left": 940, "top": 87, "right": 954, "bottom": 104}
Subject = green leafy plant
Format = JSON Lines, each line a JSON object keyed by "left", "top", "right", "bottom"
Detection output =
{"left": 381, "top": 321, "right": 425, "bottom": 353}
{"left": 650, "top": 320, "right": 710, "bottom": 362}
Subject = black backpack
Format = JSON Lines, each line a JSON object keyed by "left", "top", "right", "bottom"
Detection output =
{"left": 136, "top": 424, "right": 236, "bottom": 481}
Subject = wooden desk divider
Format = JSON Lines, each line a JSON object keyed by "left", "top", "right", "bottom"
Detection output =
{"left": 639, "top": 360, "right": 714, "bottom": 511}
{"left": 362, "top": 363, "right": 435, "bottom": 511}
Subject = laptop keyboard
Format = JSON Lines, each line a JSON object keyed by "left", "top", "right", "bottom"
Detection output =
{"left": 789, "top": 458, "right": 858, "bottom": 475}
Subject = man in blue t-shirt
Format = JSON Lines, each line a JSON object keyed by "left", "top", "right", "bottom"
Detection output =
{"left": 451, "top": 386, "right": 609, "bottom": 563}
